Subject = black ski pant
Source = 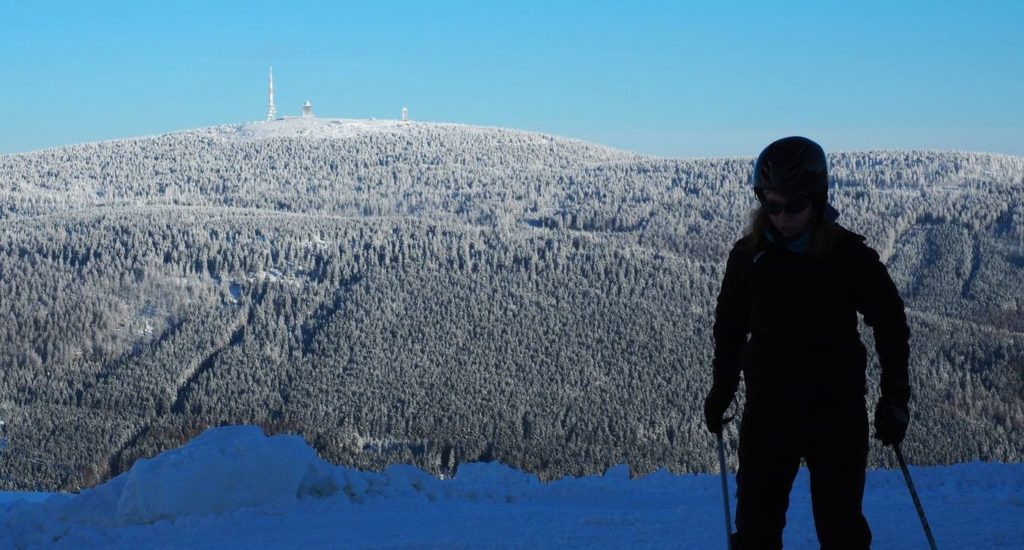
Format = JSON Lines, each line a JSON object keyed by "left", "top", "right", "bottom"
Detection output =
{"left": 733, "top": 395, "right": 871, "bottom": 550}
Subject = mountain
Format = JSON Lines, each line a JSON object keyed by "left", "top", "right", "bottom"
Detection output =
{"left": 0, "top": 118, "right": 1022, "bottom": 491}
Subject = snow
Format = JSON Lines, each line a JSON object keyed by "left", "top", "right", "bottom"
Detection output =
{"left": 1, "top": 426, "right": 1021, "bottom": 549}
{"left": 201, "top": 117, "right": 445, "bottom": 143}
{"left": 186, "top": 117, "right": 634, "bottom": 159}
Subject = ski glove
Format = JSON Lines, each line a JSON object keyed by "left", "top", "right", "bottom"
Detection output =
{"left": 703, "top": 386, "right": 734, "bottom": 435}
{"left": 873, "top": 397, "right": 910, "bottom": 446}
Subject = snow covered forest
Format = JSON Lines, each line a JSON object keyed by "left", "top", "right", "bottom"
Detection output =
{"left": 1, "top": 118, "right": 1022, "bottom": 491}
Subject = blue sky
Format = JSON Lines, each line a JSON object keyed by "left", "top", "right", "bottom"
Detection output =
{"left": 2, "top": 0, "right": 1021, "bottom": 158}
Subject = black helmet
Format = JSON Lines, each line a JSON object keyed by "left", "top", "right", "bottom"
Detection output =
{"left": 752, "top": 136, "right": 828, "bottom": 196}
{"left": 752, "top": 136, "right": 838, "bottom": 221}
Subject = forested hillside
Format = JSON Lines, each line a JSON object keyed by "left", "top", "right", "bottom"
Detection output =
{"left": 1, "top": 118, "right": 1021, "bottom": 490}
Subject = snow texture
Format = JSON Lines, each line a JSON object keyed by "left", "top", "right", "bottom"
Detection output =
{"left": 184, "top": 116, "right": 631, "bottom": 157}
{"left": 210, "top": 117, "right": 418, "bottom": 142}
{"left": 1, "top": 425, "right": 1022, "bottom": 549}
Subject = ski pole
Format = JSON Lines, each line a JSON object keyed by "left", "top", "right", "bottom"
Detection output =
{"left": 894, "top": 444, "right": 937, "bottom": 550}
{"left": 717, "top": 431, "right": 733, "bottom": 550}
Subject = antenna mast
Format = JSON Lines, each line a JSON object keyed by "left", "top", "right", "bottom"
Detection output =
{"left": 266, "top": 66, "right": 277, "bottom": 121}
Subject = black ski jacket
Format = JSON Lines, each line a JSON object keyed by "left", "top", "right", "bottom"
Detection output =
{"left": 711, "top": 226, "right": 910, "bottom": 406}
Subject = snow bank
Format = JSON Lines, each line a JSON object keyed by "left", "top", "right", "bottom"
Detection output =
{"left": 0, "top": 426, "right": 546, "bottom": 545}
{"left": 2, "top": 426, "right": 1022, "bottom": 549}
{"left": 115, "top": 426, "right": 336, "bottom": 524}
{"left": 0, "top": 427, "right": 327, "bottom": 544}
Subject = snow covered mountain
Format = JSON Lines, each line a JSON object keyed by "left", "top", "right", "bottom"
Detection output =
{"left": 0, "top": 118, "right": 1022, "bottom": 492}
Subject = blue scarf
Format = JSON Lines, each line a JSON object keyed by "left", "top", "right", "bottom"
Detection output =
{"left": 765, "top": 228, "right": 811, "bottom": 254}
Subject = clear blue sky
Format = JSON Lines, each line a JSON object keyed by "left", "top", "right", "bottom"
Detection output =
{"left": 2, "top": 0, "right": 1021, "bottom": 158}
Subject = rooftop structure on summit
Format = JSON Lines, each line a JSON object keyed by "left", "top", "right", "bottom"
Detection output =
{"left": 264, "top": 66, "right": 412, "bottom": 123}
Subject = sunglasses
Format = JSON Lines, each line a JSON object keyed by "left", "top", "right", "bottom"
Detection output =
{"left": 762, "top": 195, "right": 811, "bottom": 215}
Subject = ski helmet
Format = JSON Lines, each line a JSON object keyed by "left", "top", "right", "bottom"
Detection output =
{"left": 752, "top": 136, "right": 837, "bottom": 221}
{"left": 752, "top": 136, "right": 828, "bottom": 197}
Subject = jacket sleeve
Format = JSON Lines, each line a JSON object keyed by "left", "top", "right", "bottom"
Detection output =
{"left": 711, "top": 246, "right": 750, "bottom": 394}
{"left": 854, "top": 244, "right": 911, "bottom": 405}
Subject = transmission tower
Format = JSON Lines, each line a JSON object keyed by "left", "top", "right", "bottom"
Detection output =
{"left": 266, "top": 66, "right": 277, "bottom": 121}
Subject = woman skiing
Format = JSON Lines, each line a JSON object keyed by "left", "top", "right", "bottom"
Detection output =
{"left": 703, "top": 136, "right": 911, "bottom": 549}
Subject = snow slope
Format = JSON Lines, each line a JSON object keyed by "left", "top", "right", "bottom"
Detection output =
{"left": 191, "top": 117, "right": 631, "bottom": 157}
{"left": 207, "top": 117, "right": 429, "bottom": 141}
{"left": 1, "top": 426, "right": 1021, "bottom": 549}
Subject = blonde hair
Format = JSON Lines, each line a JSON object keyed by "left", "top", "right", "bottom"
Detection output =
{"left": 740, "top": 205, "right": 840, "bottom": 258}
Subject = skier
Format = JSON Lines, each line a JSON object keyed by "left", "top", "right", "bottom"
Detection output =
{"left": 703, "top": 136, "right": 911, "bottom": 549}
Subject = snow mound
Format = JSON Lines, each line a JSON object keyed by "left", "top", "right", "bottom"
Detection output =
{"left": 115, "top": 426, "right": 336, "bottom": 524}
{"left": 1, "top": 425, "right": 547, "bottom": 544}
{"left": 1, "top": 427, "right": 337, "bottom": 535}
